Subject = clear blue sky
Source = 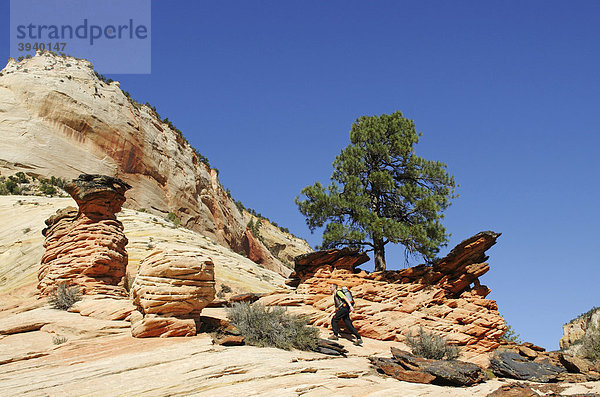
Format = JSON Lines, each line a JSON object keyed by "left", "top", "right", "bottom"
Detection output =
{"left": 1, "top": 0, "right": 598, "bottom": 350}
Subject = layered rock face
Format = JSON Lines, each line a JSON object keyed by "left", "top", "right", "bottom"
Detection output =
{"left": 561, "top": 307, "right": 600, "bottom": 351}
{"left": 0, "top": 52, "right": 306, "bottom": 276}
{"left": 242, "top": 212, "right": 313, "bottom": 267}
{"left": 130, "top": 245, "right": 215, "bottom": 337}
{"left": 38, "top": 174, "right": 131, "bottom": 297}
{"left": 261, "top": 231, "right": 506, "bottom": 354}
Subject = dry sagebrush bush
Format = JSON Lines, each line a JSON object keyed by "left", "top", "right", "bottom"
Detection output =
{"left": 227, "top": 302, "right": 319, "bottom": 351}
{"left": 48, "top": 283, "right": 81, "bottom": 310}
{"left": 406, "top": 326, "right": 459, "bottom": 360}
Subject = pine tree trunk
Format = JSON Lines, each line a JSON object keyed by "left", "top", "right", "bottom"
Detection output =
{"left": 374, "top": 237, "right": 386, "bottom": 271}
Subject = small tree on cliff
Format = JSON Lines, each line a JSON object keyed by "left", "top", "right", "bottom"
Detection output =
{"left": 295, "top": 111, "right": 457, "bottom": 271}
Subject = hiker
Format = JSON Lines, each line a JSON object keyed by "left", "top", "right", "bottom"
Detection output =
{"left": 328, "top": 283, "right": 362, "bottom": 345}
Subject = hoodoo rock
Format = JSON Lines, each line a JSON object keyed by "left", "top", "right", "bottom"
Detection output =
{"left": 260, "top": 231, "right": 506, "bottom": 355}
{"left": 130, "top": 245, "right": 216, "bottom": 337}
{"left": 38, "top": 174, "right": 131, "bottom": 297}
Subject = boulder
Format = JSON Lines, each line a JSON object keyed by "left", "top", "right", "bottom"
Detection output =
{"left": 490, "top": 350, "right": 565, "bottom": 382}
{"left": 370, "top": 348, "right": 484, "bottom": 386}
{"left": 130, "top": 245, "right": 215, "bottom": 337}
{"left": 38, "top": 174, "right": 131, "bottom": 297}
{"left": 370, "top": 357, "right": 436, "bottom": 384}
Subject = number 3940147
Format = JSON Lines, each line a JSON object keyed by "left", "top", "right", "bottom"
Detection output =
{"left": 17, "top": 42, "right": 66, "bottom": 51}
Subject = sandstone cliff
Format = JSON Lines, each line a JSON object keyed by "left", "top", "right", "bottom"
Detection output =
{"left": 0, "top": 52, "right": 311, "bottom": 276}
{"left": 242, "top": 210, "right": 313, "bottom": 268}
{"left": 561, "top": 307, "right": 600, "bottom": 352}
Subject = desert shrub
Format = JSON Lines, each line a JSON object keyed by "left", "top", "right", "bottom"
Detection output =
{"left": 247, "top": 218, "right": 262, "bottom": 240}
{"left": 192, "top": 148, "right": 211, "bottom": 168}
{"left": 48, "top": 283, "right": 81, "bottom": 310}
{"left": 4, "top": 178, "right": 20, "bottom": 194}
{"left": 406, "top": 326, "right": 459, "bottom": 360}
{"left": 49, "top": 176, "right": 66, "bottom": 188}
{"left": 500, "top": 323, "right": 522, "bottom": 344}
{"left": 39, "top": 180, "right": 57, "bottom": 195}
{"left": 217, "top": 284, "right": 232, "bottom": 298}
{"left": 14, "top": 172, "right": 28, "bottom": 183}
{"left": 580, "top": 319, "right": 600, "bottom": 363}
{"left": 52, "top": 335, "right": 68, "bottom": 345}
{"left": 167, "top": 212, "right": 180, "bottom": 227}
{"left": 227, "top": 302, "right": 319, "bottom": 351}
{"left": 235, "top": 200, "right": 245, "bottom": 213}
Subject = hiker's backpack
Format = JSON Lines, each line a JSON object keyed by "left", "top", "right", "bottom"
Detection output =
{"left": 341, "top": 286, "right": 354, "bottom": 305}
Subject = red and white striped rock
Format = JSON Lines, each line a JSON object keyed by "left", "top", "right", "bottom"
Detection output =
{"left": 38, "top": 174, "right": 131, "bottom": 297}
{"left": 264, "top": 231, "right": 506, "bottom": 355}
{"left": 130, "top": 245, "right": 216, "bottom": 337}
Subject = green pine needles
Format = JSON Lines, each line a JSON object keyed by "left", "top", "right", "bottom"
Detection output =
{"left": 296, "top": 111, "right": 457, "bottom": 271}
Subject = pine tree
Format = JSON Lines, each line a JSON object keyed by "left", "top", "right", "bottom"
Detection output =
{"left": 296, "top": 111, "right": 457, "bottom": 271}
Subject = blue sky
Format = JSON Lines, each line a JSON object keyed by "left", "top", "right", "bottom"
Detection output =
{"left": 1, "top": 0, "right": 599, "bottom": 350}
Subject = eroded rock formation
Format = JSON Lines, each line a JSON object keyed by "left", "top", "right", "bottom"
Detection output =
{"left": 38, "top": 174, "right": 131, "bottom": 297}
{"left": 130, "top": 245, "right": 215, "bottom": 337}
{"left": 260, "top": 231, "right": 506, "bottom": 354}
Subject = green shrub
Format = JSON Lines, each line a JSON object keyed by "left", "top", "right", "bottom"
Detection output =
{"left": 500, "top": 323, "right": 522, "bottom": 344}
{"left": 39, "top": 180, "right": 57, "bottom": 195}
{"left": 247, "top": 218, "right": 262, "bottom": 239}
{"left": 227, "top": 302, "right": 319, "bottom": 351}
{"left": 14, "top": 172, "right": 28, "bottom": 183}
{"left": 406, "top": 326, "right": 459, "bottom": 360}
{"left": 217, "top": 284, "right": 232, "bottom": 298}
{"left": 48, "top": 283, "right": 82, "bottom": 310}
{"left": 49, "top": 176, "right": 66, "bottom": 188}
{"left": 167, "top": 212, "right": 180, "bottom": 227}
{"left": 4, "top": 178, "right": 20, "bottom": 194}
{"left": 580, "top": 320, "right": 600, "bottom": 363}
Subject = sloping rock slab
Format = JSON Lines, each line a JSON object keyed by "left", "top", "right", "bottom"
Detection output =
{"left": 371, "top": 348, "right": 484, "bottom": 386}
{"left": 68, "top": 296, "right": 136, "bottom": 321}
{"left": 490, "top": 350, "right": 565, "bottom": 382}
